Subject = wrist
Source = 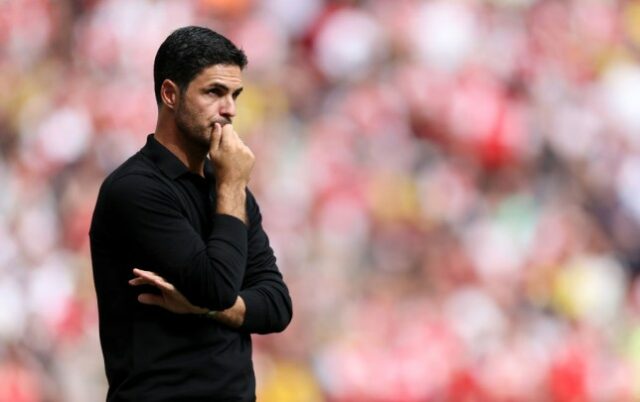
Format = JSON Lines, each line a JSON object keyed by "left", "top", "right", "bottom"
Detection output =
{"left": 215, "top": 186, "right": 247, "bottom": 224}
{"left": 216, "top": 184, "right": 246, "bottom": 207}
{"left": 192, "top": 306, "right": 209, "bottom": 315}
{"left": 216, "top": 181, "right": 247, "bottom": 194}
{"left": 201, "top": 309, "right": 219, "bottom": 320}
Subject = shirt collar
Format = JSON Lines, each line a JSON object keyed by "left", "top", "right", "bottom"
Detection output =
{"left": 140, "top": 134, "right": 191, "bottom": 180}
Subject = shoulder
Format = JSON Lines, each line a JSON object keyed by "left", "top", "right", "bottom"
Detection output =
{"left": 98, "top": 152, "right": 175, "bottom": 206}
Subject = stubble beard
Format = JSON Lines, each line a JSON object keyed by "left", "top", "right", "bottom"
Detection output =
{"left": 175, "top": 101, "right": 212, "bottom": 152}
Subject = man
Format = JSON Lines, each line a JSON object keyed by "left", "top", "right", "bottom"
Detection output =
{"left": 89, "top": 26, "right": 293, "bottom": 401}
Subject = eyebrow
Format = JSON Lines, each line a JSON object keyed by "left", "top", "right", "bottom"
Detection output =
{"left": 207, "top": 82, "right": 244, "bottom": 97}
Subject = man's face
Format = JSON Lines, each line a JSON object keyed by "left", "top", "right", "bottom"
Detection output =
{"left": 174, "top": 64, "right": 243, "bottom": 150}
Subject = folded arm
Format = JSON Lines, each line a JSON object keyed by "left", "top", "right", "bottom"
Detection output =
{"left": 107, "top": 173, "right": 247, "bottom": 311}
{"left": 117, "top": 182, "right": 292, "bottom": 333}
{"left": 129, "top": 267, "right": 246, "bottom": 327}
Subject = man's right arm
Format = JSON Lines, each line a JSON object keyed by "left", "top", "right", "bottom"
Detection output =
{"left": 106, "top": 172, "right": 248, "bottom": 311}
{"left": 106, "top": 124, "right": 255, "bottom": 311}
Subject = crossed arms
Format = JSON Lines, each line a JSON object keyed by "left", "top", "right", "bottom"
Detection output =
{"left": 106, "top": 174, "right": 292, "bottom": 334}
{"left": 128, "top": 267, "right": 246, "bottom": 328}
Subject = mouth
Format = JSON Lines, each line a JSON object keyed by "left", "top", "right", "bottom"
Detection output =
{"left": 213, "top": 118, "right": 232, "bottom": 127}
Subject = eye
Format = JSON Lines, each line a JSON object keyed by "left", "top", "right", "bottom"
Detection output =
{"left": 208, "top": 88, "right": 224, "bottom": 96}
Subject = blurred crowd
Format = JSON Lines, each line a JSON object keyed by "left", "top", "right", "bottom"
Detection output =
{"left": 2, "top": 0, "right": 640, "bottom": 400}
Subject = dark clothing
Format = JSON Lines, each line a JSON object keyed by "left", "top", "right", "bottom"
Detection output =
{"left": 89, "top": 134, "right": 292, "bottom": 402}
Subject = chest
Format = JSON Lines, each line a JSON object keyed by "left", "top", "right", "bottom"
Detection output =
{"left": 172, "top": 177, "right": 216, "bottom": 238}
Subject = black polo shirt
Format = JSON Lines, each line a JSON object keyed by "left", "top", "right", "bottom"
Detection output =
{"left": 89, "top": 134, "right": 292, "bottom": 402}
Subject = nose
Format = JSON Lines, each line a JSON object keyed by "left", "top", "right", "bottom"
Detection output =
{"left": 219, "top": 95, "right": 236, "bottom": 119}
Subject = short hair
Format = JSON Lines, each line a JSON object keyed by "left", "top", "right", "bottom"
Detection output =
{"left": 153, "top": 26, "right": 248, "bottom": 106}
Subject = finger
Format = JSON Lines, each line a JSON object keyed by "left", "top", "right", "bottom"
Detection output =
{"left": 132, "top": 268, "right": 154, "bottom": 277}
{"left": 132, "top": 269, "right": 174, "bottom": 291}
{"left": 220, "top": 124, "right": 237, "bottom": 148}
{"left": 210, "top": 122, "right": 222, "bottom": 153}
{"left": 128, "top": 277, "right": 150, "bottom": 286}
{"left": 133, "top": 268, "right": 163, "bottom": 282}
{"left": 137, "top": 293, "right": 164, "bottom": 307}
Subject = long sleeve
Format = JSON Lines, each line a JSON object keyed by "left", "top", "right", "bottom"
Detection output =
{"left": 105, "top": 172, "right": 247, "bottom": 311}
{"left": 239, "top": 191, "right": 293, "bottom": 334}
{"left": 90, "top": 138, "right": 277, "bottom": 400}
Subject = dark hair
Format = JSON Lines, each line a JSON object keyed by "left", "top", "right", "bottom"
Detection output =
{"left": 153, "top": 26, "right": 248, "bottom": 106}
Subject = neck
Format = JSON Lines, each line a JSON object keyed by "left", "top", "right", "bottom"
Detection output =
{"left": 154, "top": 112, "right": 207, "bottom": 177}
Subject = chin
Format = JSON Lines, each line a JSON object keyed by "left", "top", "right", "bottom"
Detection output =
{"left": 196, "top": 135, "right": 211, "bottom": 151}
{"left": 180, "top": 128, "right": 210, "bottom": 152}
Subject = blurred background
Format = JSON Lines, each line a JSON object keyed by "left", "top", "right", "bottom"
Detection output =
{"left": 2, "top": 0, "right": 640, "bottom": 400}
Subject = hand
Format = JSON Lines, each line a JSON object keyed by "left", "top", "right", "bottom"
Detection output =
{"left": 208, "top": 123, "right": 255, "bottom": 187}
{"left": 129, "top": 268, "right": 207, "bottom": 315}
{"left": 215, "top": 296, "right": 246, "bottom": 328}
{"left": 208, "top": 123, "right": 253, "bottom": 223}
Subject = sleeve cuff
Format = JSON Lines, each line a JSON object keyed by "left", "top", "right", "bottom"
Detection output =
{"left": 212, "top": 213, "right": 248, "bottom": 231}
{"left": 210, "top": 212, "right": 248, "bottom": 243}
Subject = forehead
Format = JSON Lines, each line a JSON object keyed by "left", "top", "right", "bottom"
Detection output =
{"left": 192, "top": 64, "right": 243, "bottom": 88}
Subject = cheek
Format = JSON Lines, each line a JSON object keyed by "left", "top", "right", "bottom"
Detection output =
{"left": 206, "top": 98, "right": 222, "bottom": 113}
{"left": 192, "top": 96, "right": 215, "bottom": 113}
{"left": 189, "top": 99, "right": 214, "bottom": 122}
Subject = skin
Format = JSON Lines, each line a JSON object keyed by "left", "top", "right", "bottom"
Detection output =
{"left": 128, "top": 64, "right": 253, "bottom": 328}
{"left": 130, "top": 268, "right": 246, "bottom": 328}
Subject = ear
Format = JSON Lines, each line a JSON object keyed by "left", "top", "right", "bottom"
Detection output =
{"left": 160, "top": 79, "right": 180, "bottom": 110}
